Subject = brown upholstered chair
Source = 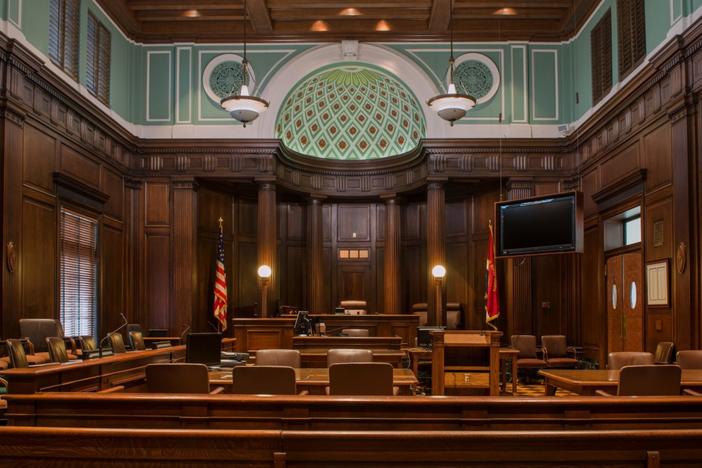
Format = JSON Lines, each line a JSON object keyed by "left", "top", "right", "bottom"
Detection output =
{"left": 541, "top": 335, "right": 578, "bottom": 368}
{"left": 607, "top": 351, "right": 654, "bottom": 370}
{"left": 446, "top": 302, "right": 462, "bottom": 330}
{"left": 145, "top": 363, "right": 223, "bottom": 394}
{"left": 596, "top": 365, "right": 681, "bottom": 396}
{"left": 341, "top": 328, "right": 370, "bottom": 337}
{"left": 339, "top": 300, "right": 367, "bottom": 315}
{"left": 46, "top": 337, "right": 70, "bottom": 363}
{"left": 80, "top": 336, "right": 97, "bottom": 352}
{"left": 6, "top": 339, "right": 29, "bottom": 368}
{"left": 0, "top": 356, "right": 9, "bottom": 371}
{"left": 511, "top": 335, "right": 546, "bottom": 368}
{"left": 327, "top": 348, "right": 373, "bottom": 367}
{"left": 328, "top": 362, "right": 395, "bottom": 395}
{"left": 279, "top": 305, "right": 299, "bottom": 316}
{"left": 411, "top": 303, "right": 428, "bottom": 326}
{"left": 109, "top": 333, "right": 127, "bottom": 354}
{"left": 18, "top": 319, "right": 73, "bottom": 363}
{"left": 255, "top": 349, "right": 300, "bottom": 367}
{"left": 677, "top": 350, "right": 702, "bottom": 369}
{"left": 232, "top": 365, "right": 298, "bottom": 395}
{"left": 655, "top": 342, "right": 675, "bottom": 364}
{"left": 129, "top": 331, "right": 146, "bottom": 351}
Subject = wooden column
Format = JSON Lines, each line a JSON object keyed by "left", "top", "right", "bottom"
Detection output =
{"left": 383, "top": 195, "right": 401, "bottom": 314}
{"left": 171, "top": 178, "right": 198, "bottom": 335}
{"left": 124, "top": 178, "right": 143, "bottom": 329}
{"left": 307, "top": 196, "right": 325, "bottom": 313}
{"left": 257, "top": 181, "right": 277, "bottom": 317}
{"left": 427, "top": 181, "right": 446, "bottom": 325}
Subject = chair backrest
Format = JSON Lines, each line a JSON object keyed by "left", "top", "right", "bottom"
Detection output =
{"left": 109, "top": 333, "right": 127, "bottom": 354}
{"left": 511, "top": 335, "right": 538, "bottom": 358}
{"left": 145, "top": 363, "right": 210, "bottom": 393}
{"left": 6, "top": 339, "right": 28, "bottom": 368}
{"left": 255, "top": 349, "right": 300, "bottom": 367}
{"left": 340, "top": 300, "right": 367, "bottom": 315}
{"left": 327, "top": 348, "right": 373, "bottom": 367}
{"left": 19, "top": 319, "right": 64, "bottom": 353}
{"left": 329, "top": 362, "right": 394, "bottom": 395}
{"left": 607, "top": 351, "right": 654, "bottom": 370}
{"left": 126, "top": 324, "right": 143, "bottom": 335}
{"left": 617, "top": 364, "right": 681, "bottom": 396}
{"left": 655, "top": 342, "right": 676, "bottom": 364}
{"left": 677, "top": 350, "right": 702, "bottom": 369}
{"left": 46, "top": 337, "right": 69, "bottom": 363}
{"left": 341, "top": 328, "right": 370, "bottom": 337}
{"left": 80, "top": 336, "right": 97, "bottom": 352}
{"left": 232, "top": 366, "right": 297, "bottom": 395}
{"left": 129, "top": 331, "right": 146, "bottom": 351}
{"left": 541, "top": 335, "right": 568, "bottom": 358}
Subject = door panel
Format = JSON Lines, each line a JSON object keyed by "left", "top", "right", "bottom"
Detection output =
{"left": 622, "top": 252, "right": 643, "bottom": 351}
{"left": 606, "top": 256, "right": 623, "bottom": 353}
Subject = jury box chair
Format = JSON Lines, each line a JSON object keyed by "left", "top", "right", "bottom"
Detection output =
{"left": 6, "top": 339, "right": 29, "bottom": 368}
{"left": 80, "top": 336, "right": 97, "bottom": 352}
{"left": 45, "top": 337, "right": 70, "bottom": 363}
{"left": 18, "top": 319, "right": 76, "bottom": 362}
{"left": 255, "top": 349, "right": 301, "bottom": 368}
{"left": 607, "top": 352, "right": 654, "bottom": 370}
{"left": 596, "top": 365, "right": 681, "bottom": 396}
{"left": 128, "top": 331, "right": 146, "bottom": 351}
{"left": 145, "top": 363, "right": 223, "bottom": 394}
{"left": 232, "top": 365, "right": 299, "bottom": 395}
{"left": 654, "top": 342, "right": 676, "bottom": 364}
{"left": 677, "top": 350, "right": 702, "bottom": 369}
{"left": 411, "top": 303, "right": 429, "bottom": 327}
{"left": 327, "top": 349, "right": 373, "bottom": 367}
{"left": 328, "top": 362, "right": 395, "bottom": 396}
{"left": 108, "top": 333, "right": 127, "bottom": 354}
{"left": 541, "top": 335, "right": 578, "bottom": 368}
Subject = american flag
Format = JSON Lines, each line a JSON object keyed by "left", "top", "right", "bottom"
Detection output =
{"left": 213, "top": 218, "right": 228, "bottom": 331}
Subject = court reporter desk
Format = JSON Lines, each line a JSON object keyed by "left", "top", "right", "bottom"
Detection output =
{"left": 0, "top": 338, "right": 236, "bottom": 394}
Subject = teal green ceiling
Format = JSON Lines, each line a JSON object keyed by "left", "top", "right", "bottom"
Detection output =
{"left": 276, "top": 64, "right": 425, "bottom": 160}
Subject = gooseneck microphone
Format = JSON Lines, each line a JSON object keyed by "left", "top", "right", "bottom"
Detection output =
{"left": 180, "top": 324, "right": 191, "bottom": 343}
{"left": 98, "top": 313, "right": 129, "bottom": 358}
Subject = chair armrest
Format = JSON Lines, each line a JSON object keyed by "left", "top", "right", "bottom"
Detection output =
{"left": 98, "top": 385, "right": 125, "bottom": 394}
{"left": 684, "top": 388, "right": 702, "bottom": 396}
{"left": 298, "top": 390, "right": 309, "bottom": 396}
{"left": 63, "top": 337, "right": 77, "bottom": 355}
{"left": 595, "top": 389, "right": 615, "bottom": 397}
{"left": 23, "top": 338, "right": 35, "bottom": 355}
{"left": 0, "top": 377, "right": 7, "bottom": 387}
{"left": 209, "top": 386, "right": 225, "bottom": 395}
{"left": 540, "top": 348, "right": 549, "bottom": 361}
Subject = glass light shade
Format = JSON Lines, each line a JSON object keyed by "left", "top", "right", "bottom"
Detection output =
{"left": 220, "top": 84, "right": 269, "bottom": 126}
{"left": 257, "top": 264, "right": 272, "bottom": 279}
{"left": 427, "top": 83, "right": 476, "bottom": 124}
{"left": 431, "top": 264, "right": 447, "bottom": 279}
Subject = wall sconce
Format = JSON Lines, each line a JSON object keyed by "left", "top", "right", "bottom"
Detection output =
{"left": 431, "top": 264, "right": 446, "bottom": 326}
{"left": 258, "top": 265, "right": 272, "bottom": 317}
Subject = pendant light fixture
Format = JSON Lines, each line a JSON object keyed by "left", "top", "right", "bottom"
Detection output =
{"left": 220, "top": 0, "right": 269, "bottom": 127}
{"left": 427, "top": 0, "right": 476, "bottom": 125}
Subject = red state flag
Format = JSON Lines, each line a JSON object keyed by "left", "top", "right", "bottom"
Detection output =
{"left": 485, "top": 220, "right": 500, "bottom": 328}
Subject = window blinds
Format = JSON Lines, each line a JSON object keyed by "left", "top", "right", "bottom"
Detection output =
{"left": 86, "top": 13, "right": 111, "bottom": 105}
{"left": 48, "top": 0, "right": 80, "bottom": 80}
{"left": 617, "top": 0, "right": 646, "bottom": 79}
{"left": 591, "top": 10, "right": 612, "bottom": 104}
{"left": 60, "top": 209, "right": 98, "bottom": 338}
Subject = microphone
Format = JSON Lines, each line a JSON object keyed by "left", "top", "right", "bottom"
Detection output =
{"left": 99, "top": 313, "right": 129, "bottom": 358}
{"left": 180, "top": 324, "right": 191, "bottom": 343}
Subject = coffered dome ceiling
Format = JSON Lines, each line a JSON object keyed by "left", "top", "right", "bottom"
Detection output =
{"left": 276, "top": 64, "right": 425, "bottom": 160}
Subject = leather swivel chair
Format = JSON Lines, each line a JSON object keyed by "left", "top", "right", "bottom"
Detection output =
{"left": 411, "top": 303, "right": 428, "bottom": 326}
{"left": 80, "top": 336, "right": 97, "bottom": 352}
{"left": 446, "top": 302, "right": 462, "bottom": 329}
{"left": 232, "top": 366, "right": 298, "bottom": 395}
{"left": 129, "top": 331, "right": 146, "bottom": 351}
{"left": 145, "top": 363, "right": 222, "bottom": 394}
{"left": 607, "top": 352, "right": 654, "bottom": 370}
{"left": 341, "top": 328, "right": 370, "bottom": 337}
{"left": 339, "top": 300, "right": 367, "bottom": 315}
{"left": 18, "top": 319, "right": 71, "bottom": 363}
{"left": 677, "top": 350, "right": 702, "bottom": 369}
{"left": 597, "top": 364, "right": 681, "bottom": 396}
{"left": 46, "top": 337, "right": 70, "bottom": 363}
{"left": 255, "top": 349, "right": 301, "bottom": 368}
{"left": 6, "top": 339, "right": 29, "bottom": 368}
{"left": 655, "top": 342, "right": 676, "bottom": 364}
{"left": 328, "top": 362, "right": 395, "bottom": 396}
{"left": 109, "top": 333, "right": 127, "bottom": 354}
{"left": 327, "top": 349, "right": 373, "bottom": 367}
{"left": 542, "top": 335, "right": 578, "bottom": 368}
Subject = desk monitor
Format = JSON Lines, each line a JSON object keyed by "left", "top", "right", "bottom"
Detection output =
{"left": 417, "top": 326, "right": 446, "bottom": 348}
{"left": 186, "top": 332, "right": 222, "bottom": 366}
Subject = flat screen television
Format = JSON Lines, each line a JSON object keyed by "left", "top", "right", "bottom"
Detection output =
{"left": 186, "top": 332, "right": 222, "bottom": 366}
{"left": 495, "top": 191, "right": 583, "bottom": 257}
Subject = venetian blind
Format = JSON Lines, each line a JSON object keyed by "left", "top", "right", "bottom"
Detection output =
{"left": 48, "top": 0, "right": 80, "bottom": 80}
{"left": 60, "top": 209, "right": 98, "bottom": 338}
{"left": 591, "top": 10, "right": 612, "bottom": 104}
{"left": 86, "top": 13, "right": 111, "bottom": 105}
{"left": 617, "top": 0, "right": 646, "bottom": 79}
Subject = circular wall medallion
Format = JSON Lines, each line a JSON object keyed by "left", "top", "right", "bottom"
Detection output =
{"left": 202, "top": 54, "right": 257, "bottom": 105}
{"left": 449, "top": 53, "right": 500, "bottom": 105}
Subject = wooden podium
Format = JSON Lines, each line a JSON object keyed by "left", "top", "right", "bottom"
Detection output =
{"left": 431, "top": 330, "right": 502, "bottom": 396}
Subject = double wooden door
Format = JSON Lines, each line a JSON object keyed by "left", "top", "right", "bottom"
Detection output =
{"left": 606, "top": 252, "right": 643, "bottom": 353}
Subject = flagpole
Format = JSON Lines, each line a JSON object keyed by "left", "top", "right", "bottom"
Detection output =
{"left": 217, "top": 216, "right": 223, "bottom": 334}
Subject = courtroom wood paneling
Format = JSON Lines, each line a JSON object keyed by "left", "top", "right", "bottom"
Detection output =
{"left": 100, "top": 167, "right": 124, "bottom": 220}
{"left": 20, "top": 197, "right": 56, "bottom": 320}
{"left": 643, "top": 123, "right": 673, "bottom": 190}
{"left": 22, "top": 124, "right": 55, "bottom": 191}
{"left": 59, "top": 144, "right": 100, "bottom": 188}
{"left": 145, "top": 234, "right": 170, "bottom": 329}
{"left": 145, "top": 182, "right": 169, "bottom": 226}
{"left": 100, "top": 223, "right": 125, "bottom": 333}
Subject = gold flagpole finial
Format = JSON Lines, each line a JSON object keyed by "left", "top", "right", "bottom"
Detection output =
{"left": 218, "top": 217, "right": 224, "bottom": 228}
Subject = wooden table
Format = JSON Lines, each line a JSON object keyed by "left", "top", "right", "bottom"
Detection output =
{"left": 0, "top": 338, "right": 236, "bottom": 394}
{"left": 209, "top": 367, "right": 418, "bottom": 395}
{"left": 539, "top": 368, "right": 702, "bottom": 396}
{"left": 298, "top": 350, "right": 406, "bottom": 368}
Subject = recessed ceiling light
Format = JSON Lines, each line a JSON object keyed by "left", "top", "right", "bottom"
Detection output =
{"left": 182, "top": 9, "right": 201, "bottom": 18}
{"left": 339, "top": 7, "right": 362, "bottom": 16}
{"left": 494, "top": 7, "right": 517, "bottom": 16}
{"left": 310, "top": 20, "right": 330, "bottom": 32}
{"left": 375, "top": 20, "right": 391, "bottom": 31}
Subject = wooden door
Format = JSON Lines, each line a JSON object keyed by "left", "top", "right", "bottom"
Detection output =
{"left": 606, "top": 252, "right": 643, "bottom": 353}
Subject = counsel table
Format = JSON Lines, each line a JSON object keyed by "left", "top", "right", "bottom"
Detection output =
{"left": 209, "top": 367, "right": 418, "bottom": 395}
{"left": 540, "top": 368, "right": 702, "bottom": 396}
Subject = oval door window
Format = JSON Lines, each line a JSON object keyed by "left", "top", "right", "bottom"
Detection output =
{"left": 630, "top": 281, "right": 637, "bottom": 309}
{"left": 612, "top": 284, "right": 618, "bottom": 309}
